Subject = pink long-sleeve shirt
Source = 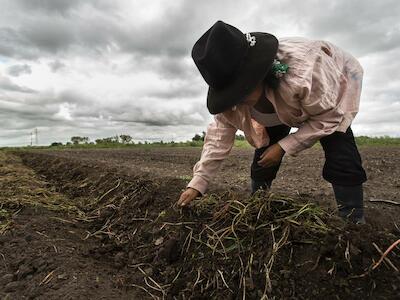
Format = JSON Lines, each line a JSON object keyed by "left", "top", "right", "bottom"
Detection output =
{"left": 188, "top": 37, "right": 364, "bottom": 195}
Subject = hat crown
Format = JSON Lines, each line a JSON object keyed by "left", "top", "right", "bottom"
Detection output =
{"left": 192, "top": 21, "right": 248, "bottom": 89}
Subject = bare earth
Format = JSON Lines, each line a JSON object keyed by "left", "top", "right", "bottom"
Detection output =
{"left": 0, "top": 146, "right": 399, "bottom": 299}
{"left": 26, "top": 146, "right": 399, "bottom": 227}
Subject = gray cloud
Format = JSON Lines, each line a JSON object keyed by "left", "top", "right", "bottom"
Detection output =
{"left": 0, "top": 3, "right": 114, "bottom": 59}
{"left": 0, "top": 74, "right": 36, "bottom": 93}
{"left": 0, "top": 1, "right": 239, "bottom": 59}
{"left": 0, "top": 0, "right": 264, "bottom": 85}
{"left": 0, "top": 93, "right": 207, "bottom": 146}
{"left": 2, "top": 1, "right": 399, "bottom": 60}
{"left": 266, "top": 0, "right": 400, "bottom": 57}
{"left": 21, "top": 20, "right": 76, "bottom": 55}
{"left": 0, "top": 27, "right": 38, "bottom": 59}
{"left": 0, "top": 85, "right": 208, "bottom": 141}
{"left": 110, "top": 102, "right": 207, "bottom": 127}
{"left": 48, "top": 60, "right": 66, "bottom": 72}
{"left": 0, "top": 100, "right": 58, "bottom": 123}
{"left": 14, "top": 0, "right": 82, "bottom": 13}
{"left": 0, "top": 0, "right": 399, "bottom": 146}
{"left": 7, "top": 64, "right": 32, "bottom": 77}
{"left": 149, "top": 86, "right": 203, "bottom": 100}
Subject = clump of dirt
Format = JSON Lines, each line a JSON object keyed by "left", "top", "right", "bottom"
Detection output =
{"left": 14, "top": 150, "right": 400, "bottom": 299}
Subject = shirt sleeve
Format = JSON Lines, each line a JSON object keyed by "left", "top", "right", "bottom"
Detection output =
{"left": 278, "top": 49, "right": 346, "bottom": 156}
{"left": 187, "top": 113, "right": 237, "bottom": 195}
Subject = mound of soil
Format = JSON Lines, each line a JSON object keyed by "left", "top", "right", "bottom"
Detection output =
{"left": 8, "top": 149, "right": 399, "bottom": 299}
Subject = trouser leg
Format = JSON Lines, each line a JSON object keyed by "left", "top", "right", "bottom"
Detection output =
{"left": 320, "top": 127, "right": 367, "bottom": 223}
{"left": 251, "top": 124, "right": 291, "bottom": 194}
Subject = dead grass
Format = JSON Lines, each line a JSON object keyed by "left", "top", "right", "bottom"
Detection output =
{"left": 0, "top": 151, "right": 85, "bottom": 234}
{"left": 137, "top": 190, "right": 337, "bottom": 299}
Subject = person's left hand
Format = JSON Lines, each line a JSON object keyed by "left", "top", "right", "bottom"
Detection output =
{"left": 257, "top": 143, "right": 285, "bottom": 168}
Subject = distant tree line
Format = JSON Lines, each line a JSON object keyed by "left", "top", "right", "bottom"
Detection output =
{"left": 50, "top": 132, "right": 247, "bottom": 147}
{"left": 191, "top": 132, "right": 245, "bottom": 141}
{"left": 95, "top": 135, "right": 132, "bottom": 144}
{"left": 50, "top": 134, "right": 134, "bottom": 147}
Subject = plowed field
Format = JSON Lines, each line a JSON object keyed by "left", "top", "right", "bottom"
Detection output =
{"left": 0, "top": 146, "right": 399, "bottom": 299}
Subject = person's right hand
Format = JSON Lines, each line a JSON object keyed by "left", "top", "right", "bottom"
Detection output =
{"left": 177, "top": 188, "right": 201, "bottom": 207}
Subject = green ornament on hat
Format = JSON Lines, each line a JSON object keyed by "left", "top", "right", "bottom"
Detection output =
{"left": 271, "top": 59, "right": 289, "bottom": 78}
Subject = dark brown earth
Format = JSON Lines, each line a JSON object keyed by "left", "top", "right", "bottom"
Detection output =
{"left": 0, "top": 146, "right": 399, "bottom": 299}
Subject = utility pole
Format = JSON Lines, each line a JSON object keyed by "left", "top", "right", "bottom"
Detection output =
{"left": 30, "top": 132, "right": 33, "bottom": 146}
{"left": 34, "top": 128, "right": 38, "bottom": 145}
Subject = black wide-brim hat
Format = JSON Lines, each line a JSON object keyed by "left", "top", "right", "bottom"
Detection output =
{"left": 192, "top": 21, "right": 278, "bottom": 114}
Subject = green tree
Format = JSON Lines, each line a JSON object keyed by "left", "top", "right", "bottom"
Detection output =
{"left": 71, "top": 136, "right": 89, "bottom": 145}
{"left": 192, "top": 133, "right": 202, "bottom": 141}
{"left": 50, "top": 142, "right": 63, "bottom": 147}
{"left": 95, "top": 136, "right": 119, "bottom": 144}
{"left": 201, "top": 131, "right": 206, "bottom": 141}
{"left": 119, "top": 134, "right": 132, "bottom": 144}
{"left": 235, "top": 134, "right": 245, "bottom": 140}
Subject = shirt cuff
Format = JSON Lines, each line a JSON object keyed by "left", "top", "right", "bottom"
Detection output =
{"left": 187, "top": 175, "right": 208, "bottom": 196}
{"left": 278, "top": 134, "right": 307, "bottom": 157}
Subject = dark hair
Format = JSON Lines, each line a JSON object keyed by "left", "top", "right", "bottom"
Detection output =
{"left": 263, "top": 68, "right": 280, "bottom": 90}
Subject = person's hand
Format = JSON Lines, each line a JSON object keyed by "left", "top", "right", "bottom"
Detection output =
{"left": 177, "top": 188, "right": 201, "bottom": 207}
{"left": 257, "top": 143, "right": 285, "bottom": 168}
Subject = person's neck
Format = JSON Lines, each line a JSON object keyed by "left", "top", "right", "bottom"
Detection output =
{"left": 253, "top": 92, "right": 275, "bottom": 113}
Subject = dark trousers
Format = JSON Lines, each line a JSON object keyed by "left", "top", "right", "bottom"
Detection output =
{"left": 251, "top": 125, "right": 367, "bottom": 186}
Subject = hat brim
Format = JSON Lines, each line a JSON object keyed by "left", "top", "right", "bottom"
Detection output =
{"left": 206, "top": 32, "right": 278, "bottom": 115}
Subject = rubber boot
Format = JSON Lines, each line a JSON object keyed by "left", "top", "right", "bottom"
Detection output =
{"left": 251, "top": 179, "right": 272, "bottom": 195}
{"left": 332, "top": 184, "right": 365, "bottom": 224}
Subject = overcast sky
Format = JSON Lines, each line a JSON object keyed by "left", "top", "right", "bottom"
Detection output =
{"left": 0, "top": 0, "right": 399, "bottom": 146}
